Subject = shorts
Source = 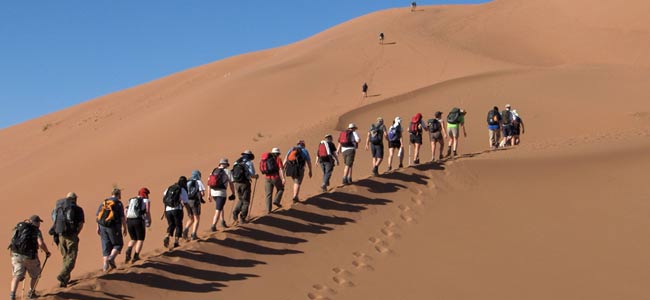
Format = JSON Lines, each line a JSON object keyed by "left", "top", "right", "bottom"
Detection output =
{"left": 370, "top": 143, "right": 384, "bottom": 159}
{"left": 290, "top": 167, "right": 305, "bottom": 184}
{"left": 185, "top": 200, "right": 201, "bottom": 217}
{"left": 343, "top": 149, "right": 356, "bottom": 167}
{"left": 127, "top": 218, "right": 146, "bottom": 241}
{"left": 388, "top": 140, "right": 402, "bottom": 149}
{"left": 409, "top": 133, "right": 423, "bottom": 145}
{"left": 447, "top": 126, "right": 459, "bottom": 138}
{"left": 11, "top": 253, "right": 40, "bottom": 280}
{"left": 513, "top": 125, "right": 521, "bottom": 136}
{"left": 99, "top": 225, "right": 124, "bottom": 256}
{"left": 503, "top": 125, "right": 513, "bottom": 137}
{"left": 429, "top": 131, "right": 443, "bottom": 142}
{"left": 214, "top": 196, "right": 227, "bottom": 211}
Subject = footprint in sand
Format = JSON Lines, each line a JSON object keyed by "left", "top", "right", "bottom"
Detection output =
{"left": 398, "top": 205, "right": 412, "bottom": 212}
{"left": 352, "top": 260, "right": 375, "bottom": 271}
{"left": 368, "top": 237, "right": 391, "bottom": 254}
{"left": 380, "top": 227, "right": 400, "bottom": 239}
{"left": 313, "top": 284, "right": 337, "bottom": 294}
{"left": 400, "top": 214, "right": 415, "bottom": 223}
{"left": 332, "top": 276, "right": 355, "bottom": 287}
{"left": 352, "top": 251, "right": 373, "bottom": 261}
{"left": 307, "top": 293, "right": 331, "bottom": 300}
{"left": 410, "top": 196, "right": 424, "bottom": 206}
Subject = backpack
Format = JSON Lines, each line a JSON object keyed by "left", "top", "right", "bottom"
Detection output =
{"left": 388, "top": 126, "right": 400, "bottom": 142}
{"left": 447, "top": 108, "right": 461, "bottom": 124}
{"left": 317, "top": 142, "right": 330, "bottom": 158}
{"left": 286, "top": 147, "right": 306, "bottom": 167}
{"left": 338, "top": 130, "right": 355, "bottom": 147}
{"left": 208, "top": 168, "right": 227, "bottom": 189}
{"left": 96, "top": 198, "right": 118, "bottom": 227}
{"left": 52, "top": 198, "right": 79, "bottom": 235}
{"left": 502, "top": 110, "right": 512, "bottom": 125}
{"left": 260, "top": 152, "right": 280, "bottom": 175}
{"left": 8, "top": 222, "right": 39, "bottom": 258}
{"left": 126, "top": 197, "right": 146, "bottom": 219}
{"left": 487, "top": 110, "right": 499, "bottom": 125}
{"left": 163, "top": 184, "right": 182, "bottom": 207}
{"left": 427, "top": 119, "right": 441, "bottom": 133}
{"left": 187, "top": 179, "right": 200, "bottom": 200}
{"left": 369, "top": 124, "right": 383, "bottom": 145}
{"left": 231, "top": 159, "right": 249, "bottom": 183}
{"left": 409, "top": 115, "right": 422, "bottom": 135}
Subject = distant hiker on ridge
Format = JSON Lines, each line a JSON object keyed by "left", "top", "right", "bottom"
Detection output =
{"left": 379, "top": 32, "right": 385, "bottom": 45}
{"left": 124, "top": 188, "right": 150, "bottom": 264}
{"left": 387, "top": 117, "right": 405, "bottom": 170}
{"left": 365, "top": 117, "right": 388, "bottom": 176}
{"left": 96, "top": 188, "right": 127, "bottom": 272}
{"left": 362, "top": 82, "right": 369, "bottom": 98}
{"left": 183, "top": 170, "right": 205, "bottom": 241}
{"left": 232, "top": 150, "right": 258, "bottom": 224}
{"left": 284, "top": 141, "right": 313, "bottom": 202}
{"left": 499, "top": 104, "right": 514, "bottom": 147}
{"left": 512, "top": 109, "right": 525, "bottom": 145}
{"left": 163, "top": 177, "right": 189, "bottom": 249}
{"left": 316, "top": 134, "right": 339, "bottom": 192}
{"left": 49, "top": 192, "right": 84, "bottom": 287}
{"left": 261, "top": 147, "right": 285, "bottom": 212}
{"left": 208, "top": 158, "right": 236, "bottom": 232}
{"left": 9, "top": 215, "right": 51, "bottom": 300}
{"left": 411, "top": 2, "right": 417, "bottom": 12}
{"left": 487, "top": 106, "right": 502, "bottom": 150}
{"left": 338, "top": 123, "right": 360, "bottom": 185}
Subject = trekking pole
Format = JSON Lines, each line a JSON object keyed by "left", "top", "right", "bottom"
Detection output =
{"left": 408, "top": 143, "right": 412, "bottom": 166}
{"left": 31, "top": 255, "right": 49, "bottom": 295}
{"left": 247, "top": 177, "right": 258, "bottom": 220}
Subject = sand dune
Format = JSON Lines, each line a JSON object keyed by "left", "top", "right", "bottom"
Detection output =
{"left": 1, "top": 0, "right": 650, "bottom": 298}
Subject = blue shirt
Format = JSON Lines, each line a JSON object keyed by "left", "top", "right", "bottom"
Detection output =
{"left": 285, "top": 146, "right": 311, "bottom": 162}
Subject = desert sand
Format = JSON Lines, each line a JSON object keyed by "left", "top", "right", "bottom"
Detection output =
{"left": 1, "top": 0, "right": 650, "bottom": 299}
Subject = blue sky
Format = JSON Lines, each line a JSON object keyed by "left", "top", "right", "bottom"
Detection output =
{"left": 0, "top": 0, "right": 487, "bottom": 129}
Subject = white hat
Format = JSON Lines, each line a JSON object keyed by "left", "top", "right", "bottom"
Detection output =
{"left": 348, "top": 123, "right": 357, "bottom": 129}
{"left": 505, "top": 104, "right": 511, "bottom": 108}
{"left": 271, "top": 147, "right": 281, "bottom": 154}
{"left": 394, "top": 117, "right": 401, "bottom": 124}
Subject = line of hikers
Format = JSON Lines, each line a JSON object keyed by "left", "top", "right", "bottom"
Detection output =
{"left": 8, "top": 105, "right": 524, "bottom": 299}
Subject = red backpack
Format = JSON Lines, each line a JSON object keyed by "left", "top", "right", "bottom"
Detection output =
{"left": 318, "top": 142, "right": 329, "bottom": 158}
{"left": 259, "top": 152, "right": 279, "bottom": 175}
{"left": 338, "top": 130, "right": 354, "bottom": 147}
{"left": 409, "top": 114, "right": 422, "bottom": 134}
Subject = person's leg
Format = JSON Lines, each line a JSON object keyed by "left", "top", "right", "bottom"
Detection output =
{"left": 398, "top": 146, "right": 404, "bottom": 167}
{"left": 265, "top": 178, "right": 273, "bottom": 213}
{"left": 10, "top": 255, "right": 26, "bottom": 297}
{"left": 387, "top": 147, "right": 394, "bottom": 170}
{"left": 239, "top": 183, "right": 252, "bottom": 220}
{"left": 233, "top": 183, "right": 244, "bottom": 220}
{"left": 27, "top": 259, "right": 41, "bottom": 292}
{"left": 165, "top": 211, "right": 174, "bottom": 239}
{"left": 414, "top": 142, "right": 421, "bottom": 162}
{"left": 323, "top": 161, "right": 334, "bottom": 187}
{"left": 273, "top": 178, "right": 284, "bottom": 205}
{"left": 348, "top": 150, "right": 356, "bottom": 181}
{"left": 173, "top": 209, "right": 183, "bottom": 245}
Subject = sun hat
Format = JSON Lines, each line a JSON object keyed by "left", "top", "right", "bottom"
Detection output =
{"left": 505, "top": 104, "right": 511, "bottom": 108}
{"left": 271, "top": 147, "right": 281, "bottom": 154}
{"left": 66, "top": 192, "right": 77, "bottom": 200}
{"left": 241, "top": 150, "right": 253, "bottom": 155}
{"left": 191, "top": 170, "right": 202, "bottom": 180}
{"left": 394, "top": 117, "right": 401, "bottom": 124}
{"left": 29, "top": 215, "right": 43, "bottom": 223}
{"left": 324, "top": 134, "right": 332, "bottom": 139}
{"left": 219, "top": 158, "right": 230, "bottom": 166}
{"left": 348, "top": 123, "right": 357, "bottom": 129}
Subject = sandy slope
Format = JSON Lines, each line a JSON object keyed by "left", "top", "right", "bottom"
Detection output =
{"left": 1, "top": 0, "right": 650, "bottom": 298}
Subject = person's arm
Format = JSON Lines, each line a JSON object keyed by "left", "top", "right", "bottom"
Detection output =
{"left": 521, "top": 120, "right": 525, "bottom": 134}
{"left": 278, "top": 158, "right": 286, "bottom": 184}
{"left": 365, "top": 132, "right": 370, "bottom": 150}
{"left": 145, "top": 201, "right": 151, "bottom": 226}
{"left": 247, "top": 161, "right": 259, "bottom": 179}
{"left": 305, "top": 150, "right": 313, "bottom": 178}
{"left": 121, "top": 203, "right": 127, "bottom": 236}
{"left": 337, "top": 143, "right": 342, "bottom": 154}
{"left": 462, "top": 122, "right": 467, "bottom": 137}
{"left": 37, "top": 233, "right": 50, "bottom": 258}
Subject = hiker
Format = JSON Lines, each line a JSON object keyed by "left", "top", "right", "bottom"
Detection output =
{"left": 163, "top": 177, "right": 189, "bottom": 248}
{"left": 379, "top": 32, "right": 385, "bottom": 44}
{"left": 284, "top": 141, "right": 313, "bottom": 202}
{"left": 499, "top": 104, "right": 514, "bottom": 147}
{"left": 386, "top": 117, "right": 405, "bottom": 171}
{"left": 9, "top": 215, "right": 51, "bottom": 300}
{"left": 362, "top": 82, "right": 369, "bottom": 98}
{"left": 427, "top": 111, "right": 447, "bottom": 161}
{"left": 124, "top": 187, "right": 151, "bottom": 264}
{"left": 96, "top": 188, "right": 127, "bottom": 272}
{"left": 316, "top": 134, "right": 339, "bottom": 192}
{"left": 337, "top": 123, "right": 360, "bottom": 184}
{"left": 446, "top": 108, "right": 467, "bottom": 157}
{"left": 408, "top": 113, "right": 427, "bottom": 164}
{"left": 183, "top": 170, "right": 205, "bottom": 241}
{"left": 487, "top": 106, "right": 502, "bottom": 149}
{"left": 261, "top": 148, "right": 286, "bottom": 212}
{"left": 411, "top": 2, "right": 417, "bottom": 11}
{"left": 365, "top": 117, "right": 388, "bottom": 175}
{"left": 232, "top": 150, "right": 258, "bottom": 224}
{"left": 512, "top": 109, "right": 525, "bottom": 145}
{"left": 208, "top": 159, "right": 237, "bottom": 232}
{"left": 49, "top": 192, "right": 84, "bottom": 288}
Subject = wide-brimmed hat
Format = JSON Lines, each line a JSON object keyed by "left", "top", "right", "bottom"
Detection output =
{"left": 219, "top": 158, "right": 230, "bottom": 166}
{"left": 241, "top": 150, "right": 253, "bottom": 155}
{"left": 348, "top": 123, "right": 357, "bottom": 129}
{"left": 29, "top": 215, "right": 43, "bottom": 223}
{"left": 271, "top": 147, "right": 281, "bottom": 154}
{"left": 505, "top": 104, "right": 511, "bottom": 108}
{"left": 66, "top": 192, "right": 77, "bottom": 200}
{"left": 324, "top": 134, "right": 332, "bottom": 139}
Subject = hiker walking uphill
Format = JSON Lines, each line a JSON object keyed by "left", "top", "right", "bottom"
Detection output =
{"left": 96, "top": 188, "right": 127, "bottom": 272}
{"left": 365, "top": 117, "right": 388, "bottom": 175}
{"left": 446, "top": 107, "right": 467, "bottom": 157}
{"left": 163, "top": 177, "right": 189, "bottom": 249}
{"left": 427, "top": 111, "right": 447, "bottom": 161}
{"left": 124, "top": 188, "right": 151, "bottom": 264}
{"left": 411, "top": 2, "right": 417, "bottom": 12}
{"left": 338, "top": 123, "right": 361, "bottom": 185}
{"left": 386, "top": 117, "right": 405, "bottom": 171}
{"left": 378, "top": 32, "right": 385, "bottom": 44}
{"left": 408, "top": 113, "right": 427, "bottom": 165}
{"left": 487, "top": 106, "right": 502, "bottom": 149}
{"left": 208, "top": 159, "right": 236, "bottom": 232}
{"left": 261, "top": 148, "right": 286, "bottom": 212}
{"left": 316, "top": 134, "right": 339, "bottom": 192}
{"left": 232, "top": 150, "right": 258, "bottom": 224}
{"left": 183, "top": 170, "right": 206, "bottom": 241}
{"left": 499, "top": 104, "right": 515, "bottom": 147}
{"left": 362, "top": 82, "right": 369, "bottom": 98}
{"left": 9, "top": 215, "right": 51, "bottom": 300}
{"left": 512, "top": 109, "right": 525, "bottom": 145}
{"left": 284, "top": 141, "right": 313, "bottom": 202}
{"left": 49, "top": 192, "right": 84, "bottom": 288}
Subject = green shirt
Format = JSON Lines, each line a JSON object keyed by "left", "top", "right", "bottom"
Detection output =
{"left": 447, "top": 115, "right": 464, "bottom": 128}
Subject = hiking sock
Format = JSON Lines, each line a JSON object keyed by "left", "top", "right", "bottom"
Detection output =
{"left": 10, "top": 291, "right": 15, "bottom": 300}
{"left": 210, "top": 224, "right": 217, "bottom": 232}
{"left": 163, "top": 236, "right": 170, "bottom": 248}
{"left": 132, "top": 253, "right": 140, "bottom": 263}
{"left": 124, "top": 246, "right": 132, "bottom": 263}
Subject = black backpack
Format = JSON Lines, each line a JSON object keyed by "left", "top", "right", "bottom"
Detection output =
{"left": 231, "top": 159, "right": 249, "bottom": 183}
{"left": 447, "top": 108, "right": 461, "bottom": 124}
{"left": 52, "top": 198, "right": 80, "bottom": 235}
{"left": 427, "top": 119, "right": 441, "bottom": 133}
{"left": 369, "top": 124, "right": 383, "bottom": 145}
{"left": 163, "top": 184, "right": 182, "bottom": 207}
{"left": 502, "top": 110, "right": 512, "bottom": 125}
{"left": 187, "top": 180, "right": 200, "bottom": 200}
{"left": 487, "top": 110, "right": 500, "bottom": 126}
{"left": 9, "top": 222, "right": 39, "bottom": 259}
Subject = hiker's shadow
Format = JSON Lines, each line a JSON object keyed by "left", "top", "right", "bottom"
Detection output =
{"left": 226, "top": 226, "right": 308, "bottom": 244}
{"left": 164, "top": 249, "right": 265, "bottom": 267}
{"left": 355, "top": 178, "right": 407, "bottom": 194}
{"left": 254, "top": 215, "right": 333, "bottom": 234}
{"left": 274, "top": 208, "right": 355, "bottom": 226}
{"left": 100, "top": 272, "right": 226, "bottom": 293}
{"left": 382, "top": 42, "right": 397, "bottom": 45}
{"left": 204, "top": 236, "right": 304, "bottom": 256}
{"left": 44, "top": 290, "right": 132, "bottom": 300}
{"left": 382, "top": 170, "right": 429, "bottom": 184}
{"left": 133, "top": 261, "right": 258, "bottom": 283}
{"left": 305, "top": 196, "right": 369, "bottom": 213}
{"left": 367, "top": 94, "right": 381, "bottom": 98}
{"left": 412, "top": 162, "right": 445, "bottom": 172}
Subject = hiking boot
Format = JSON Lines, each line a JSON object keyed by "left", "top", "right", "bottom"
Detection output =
{"left": 439, "top": 154, "right": 443, "bottom": 161}
{"left": 321, "top": 185, "right": 327, "bottom": 193}
{"left": 273, "top": 201, "right": 283, "bottom": 208}
{"left": 240, "top": 217, "right": 248, "bottom": 224}
{"left": 163, "top": 236, "right": 170, "bottom": 248}
{"left": 173, "top": 242, "right": 180, "bottom": 248}
{"left": 453, "top": 151, "right": 458, "bottom": 157}
{"left": 446, "top": 148, "right": 452, "bottom": 157}
{"left": 182, "top": 227, "right": 190, "bottom": 241}
{"left": 372, "top": 166, "right": 379, "bottom": 176}
{"left": 102, "top": 261, "right": 109, "bottom": 272}
{"left": 292, "top": 196, "right": 299, "bottom": 203}
{"left": 220, "top": 220, "right": 228, "bottom": 229}
{"left": 210, "top": 224, "right": 217, "bottom": 232}
{"left": 27, "top": 290, "right": 38, "bottom": 299}
{"left": 191, "top": 233, "right": 198, "bottom": 241}
{"left": 387, "top": 166, "right": 392, "bottom": 172}
{"left": 413, "top": 159, "right": 420, "bottom": 165}
{"left": 9, "top": 292, "right": 15, "bottom": 300}
{"left": 131, "top": 253, "right": 140, "bottom": 263}
{"left": 398, "top": 163, "right": 403, "bottom": 168}
{"left": 124, "top": 246, "right": 132, "bottom": 264}
{"left": 57, "top": 275, "right": 68, "bottom": 288}
{"left": 107, "top": 255, "right": 117, "bottom": 270}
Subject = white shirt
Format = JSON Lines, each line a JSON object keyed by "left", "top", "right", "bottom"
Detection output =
{"left": 210, "top": 168, "right": 234, "bottom": 197}
{"left": 187, "top": 179, "right": 206, "bottom": 193}
{"left": 341, "top": 131, "right": 361, "bottom": 152}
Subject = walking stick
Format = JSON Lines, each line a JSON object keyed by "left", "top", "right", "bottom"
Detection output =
{"left": 247, "top": 177, "right": 258, "bottom": 220}
{"left": 30, "top": 255, "right": 49, "bottom": 296}
{"left": 408, "top": 143, "right": 412, "bottom": 166}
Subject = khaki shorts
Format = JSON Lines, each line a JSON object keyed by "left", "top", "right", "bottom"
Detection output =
{"left": 447, "top": 126, "right": 459, "bottom": 138}
{"left": 11, "top": 253, "right": 41, "bottom": 280}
